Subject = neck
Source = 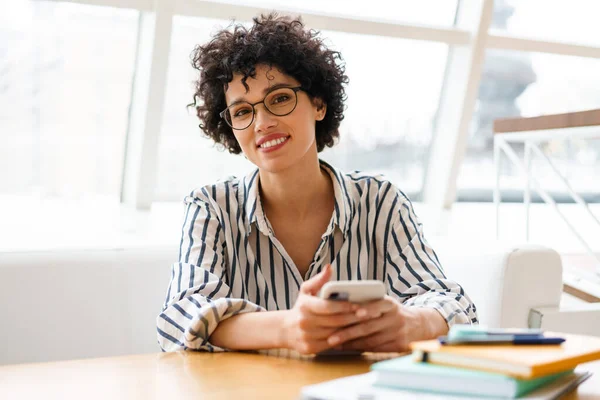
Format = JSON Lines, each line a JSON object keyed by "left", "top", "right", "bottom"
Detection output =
{"left": 259, "top": 147, "right": 332, "bottom": 220}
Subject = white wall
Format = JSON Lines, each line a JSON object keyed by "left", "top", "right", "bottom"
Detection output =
{"left": 0, "top": 246, "right": 176, "bottom": 365}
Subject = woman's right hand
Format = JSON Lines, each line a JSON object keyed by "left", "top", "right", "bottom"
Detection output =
{"left": 281, "top": 264, "right": 364, "bottom": 355}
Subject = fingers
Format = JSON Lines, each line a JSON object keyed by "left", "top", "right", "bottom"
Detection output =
{"left": 300, "top": 264, "right": 332, "bottom": 295}
{"left": 341, "top": 330, "right": 399, "bottom": 351}
{"left": 295, "top": 325, "right": 335, "bottom": 340}
{"left": 328, "top": 316, "right": 390, "bottom": 346}
{"left": 302, "top": 295, "right": 358, "bottom": 316}
{"left": 309, "top": 312, "right": 365, "bottom": 329}
{"left": 354, "top": 296, "right": 397, "bottom": 319}
{"left": 295, "top": 339, "right": 333, "bottom": 355}
{"left": 296, "top": 303, "right": 376, "bottom": 331}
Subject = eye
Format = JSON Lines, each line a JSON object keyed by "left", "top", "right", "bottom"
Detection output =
{"left": 272, "top": 94, "right": 290, "bottom": 104}
{"left": 233, "top": 107, "right": 252, "bottom": 118}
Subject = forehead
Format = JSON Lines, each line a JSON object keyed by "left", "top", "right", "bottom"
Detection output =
{"left": 224, "top": 65, "right": 300, "bottom": 103}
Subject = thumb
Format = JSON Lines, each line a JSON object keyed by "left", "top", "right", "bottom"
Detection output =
{"left": 300, "top": 264, "right": 332, "bottom": 296}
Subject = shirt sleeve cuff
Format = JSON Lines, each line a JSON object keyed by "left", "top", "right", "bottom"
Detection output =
{"left": 402, "top": 292, "right": 477, "bottom": 327}
{"left": 158, "top": 297, "right": 266, "bottom": 352}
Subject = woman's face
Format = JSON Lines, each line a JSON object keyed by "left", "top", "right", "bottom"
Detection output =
{"left": 224, "top": 64, "right": 326, "bottom": 173}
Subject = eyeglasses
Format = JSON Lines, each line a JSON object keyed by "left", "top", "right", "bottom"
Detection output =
{"left": 220, "top": 86, "right": 304, "bottom": 130}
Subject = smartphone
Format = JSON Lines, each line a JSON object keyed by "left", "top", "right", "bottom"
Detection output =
{"left": 316, "top": 280, "right": 386, "bottom": 357}
{"left": 319, "top": 280, "right": 385, "bottom": 303}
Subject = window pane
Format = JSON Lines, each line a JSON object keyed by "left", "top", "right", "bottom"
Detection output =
{"left": 320, "top": 31, "right": 448, "bottom": 198}
{"left": 457, "top": 50, "right": 600, "bottom": 200}
{"left": 156, "top": 17, "right": 449, "bottom": 200}
{"left": 223, "top": 0, "right": 458, "bottom": 27}
{"left": 0, "top": 1, "right": 138, "bottom": 199}
{"left": 155, "top": 17, "right": 255, "bottom": 201}
{"left": 491, "top": 0, "right": 600, "bottom": 47}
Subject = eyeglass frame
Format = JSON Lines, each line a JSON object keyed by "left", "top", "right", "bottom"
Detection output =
{"left": 219, "top": 86, "right": 305, "bottom": 130}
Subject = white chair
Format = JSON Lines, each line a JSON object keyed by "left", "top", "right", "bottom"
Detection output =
{"left": 432, "top": 239, "right": 600, "bottom": 335}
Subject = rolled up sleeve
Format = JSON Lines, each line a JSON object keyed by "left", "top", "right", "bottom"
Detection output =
{"left": 156, "top": 193, "right": 264, "bottom": 352}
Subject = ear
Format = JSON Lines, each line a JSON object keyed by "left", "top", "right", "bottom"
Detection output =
{"left": 315, "top": 99, "right": 327, "bottom": 121}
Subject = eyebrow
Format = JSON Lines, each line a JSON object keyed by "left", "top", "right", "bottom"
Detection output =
{"left": 228, "top": 82, "right": 295, "bottom": 106}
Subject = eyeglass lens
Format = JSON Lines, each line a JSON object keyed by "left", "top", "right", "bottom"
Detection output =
{"left": 224, "top": 87, "right": 298, "bottom": 130}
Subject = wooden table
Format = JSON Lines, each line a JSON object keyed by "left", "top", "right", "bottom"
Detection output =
{"left": 1, "top": 350, "right": 599, "bottom": 399}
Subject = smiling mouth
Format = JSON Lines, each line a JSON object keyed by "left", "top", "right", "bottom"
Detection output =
{"left": 257, "top": 136, "right": 290, "bottom": 149}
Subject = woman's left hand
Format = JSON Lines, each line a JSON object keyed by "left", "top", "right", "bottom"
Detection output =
{"left": 327, "top": 295, "right": 446, "bottom": 353}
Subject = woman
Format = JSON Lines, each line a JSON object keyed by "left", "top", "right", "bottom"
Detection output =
{"left": 157, "top": 13, "right": 477, "bottom": 355}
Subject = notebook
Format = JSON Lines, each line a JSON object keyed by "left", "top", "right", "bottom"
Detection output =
{"left": 370, "top": 355, "right": 570, "bottom": 398}
{"left": 410, "top": 332, "right": 600, "bottom": 379}
{"left": 300, "top": 370, "right": 592, "bottom": 400}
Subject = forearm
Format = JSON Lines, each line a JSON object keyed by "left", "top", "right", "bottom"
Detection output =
{"left": 210, "top": 310, "right": 289, "bottom": 350}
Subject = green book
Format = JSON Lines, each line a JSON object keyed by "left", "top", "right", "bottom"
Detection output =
{"left": 370, "top": 355, "right": 572, "bottom": 398}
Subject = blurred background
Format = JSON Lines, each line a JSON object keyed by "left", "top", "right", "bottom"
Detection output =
{"left": 1, "top": 0, "right": 599, "bottom": 257}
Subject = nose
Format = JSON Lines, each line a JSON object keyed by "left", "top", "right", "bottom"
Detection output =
{"left": 253, "top": 103, "right": 277, "bottom": 132}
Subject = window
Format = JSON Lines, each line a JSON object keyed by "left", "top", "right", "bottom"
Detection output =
{"left": 319, "top": 30, "right": 449, "bottom": 198}
{"left": 457, "top": 49, "right": 600, "bottom": 202}
{"left": 0, "top": 1, "right": 138, "bottom": 200}
{"left": 155, "top": 16, "right": 255, "bottom": 201}
{"left": 490, "top": 0, "right": 600, "bottom": 47}
{"left": 226, "top": 0, "right": 458, "bottom": 27}
{"left": 156, "top": 16, "right": 452, "bottom": 200}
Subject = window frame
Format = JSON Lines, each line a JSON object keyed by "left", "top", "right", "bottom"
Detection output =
{"left": 40, "top": 0, "right": 600, "bottom": 209}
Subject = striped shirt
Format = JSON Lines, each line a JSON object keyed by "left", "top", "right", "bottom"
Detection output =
{"left": 157, "top": 160, "right": 478, "bottom": 352}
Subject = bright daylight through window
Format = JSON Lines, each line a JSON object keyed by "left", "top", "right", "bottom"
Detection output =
{"left": 0, "top": 1, "right": 138, "bottom": 202}
{"left": 458, "top": 0, "right": 600, "bottom": 202}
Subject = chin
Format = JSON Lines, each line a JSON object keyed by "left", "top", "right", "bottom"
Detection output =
{"left": 255, "top": 157, "right": 296, "bottom": 174}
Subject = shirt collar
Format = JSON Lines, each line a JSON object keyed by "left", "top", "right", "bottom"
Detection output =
{"left": 319, "top": 159, "right": 353, "bottom": 238}
{"left": 240, "top": 168, "right": 272, "bottom": 236}
{"left": 240, "top": 159, "right": 353, "bottom": 238}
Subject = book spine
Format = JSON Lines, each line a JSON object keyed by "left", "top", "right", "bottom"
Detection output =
{"left": 413, "top": 350, "right": 429, "bottom": 363}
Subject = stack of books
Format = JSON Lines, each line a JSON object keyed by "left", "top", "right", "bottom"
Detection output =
{"left": 370, "top": 327, "right": 600, "bottom": 398}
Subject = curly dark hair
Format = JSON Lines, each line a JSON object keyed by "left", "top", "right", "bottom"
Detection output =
{"left": 190, "top": 12, "right": 348, "bottom": 154}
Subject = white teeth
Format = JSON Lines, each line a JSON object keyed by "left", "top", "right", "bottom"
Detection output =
{"left": 260, "top": 137, "right": 288, "bottom": 148}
